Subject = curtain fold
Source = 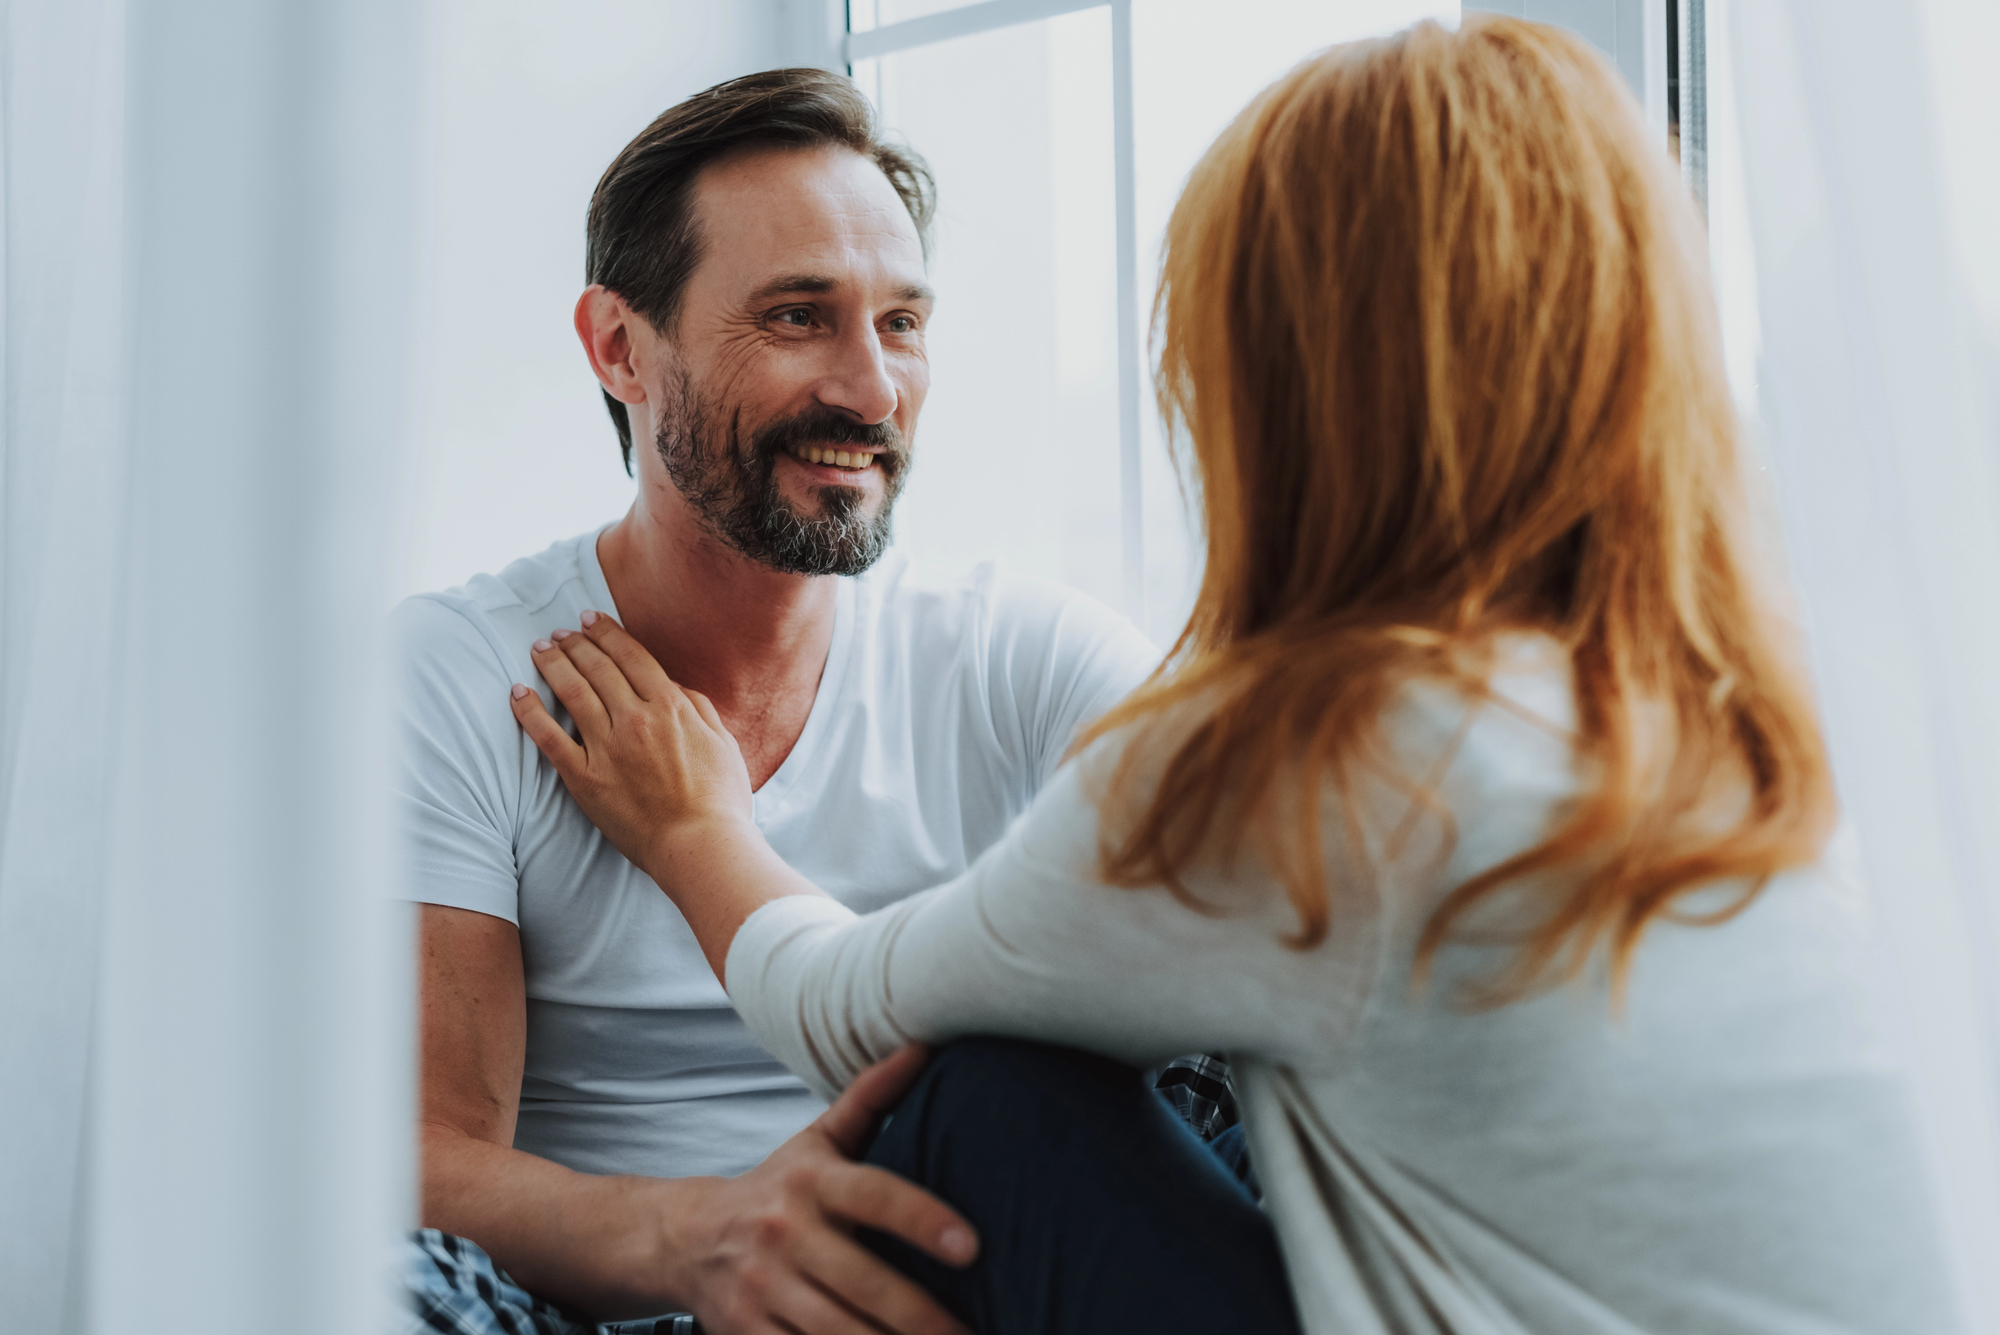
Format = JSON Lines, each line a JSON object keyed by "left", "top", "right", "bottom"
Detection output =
{"left": 1, "top": 0, "right": 422, "bottom": 1329}
{"left": 0, "top": 1, "right": 132, "bottom": 1328}
{"left": 1732, "top": 1, "right": 2000, "bottom": 1328}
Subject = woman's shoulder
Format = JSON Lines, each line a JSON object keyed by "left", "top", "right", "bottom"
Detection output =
{"left": 1061, "top": 630, "right": 1585, "bottom": 846}
{"left": 1390, "top": 629, "right": 1575, "bottom": 733}
{"left": 1378, "top": 631, "right": 1582, "bottom": 801}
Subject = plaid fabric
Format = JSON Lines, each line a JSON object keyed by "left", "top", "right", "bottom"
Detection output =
{"left": 1153, "top": 1052, "right": 1240, "bottom": 1141}
{"left": 403, "top": 1229, "right": 699, "bottom": 1335}
{"left": 405, "top": 1060, "right": 1237, "bottom": 1333}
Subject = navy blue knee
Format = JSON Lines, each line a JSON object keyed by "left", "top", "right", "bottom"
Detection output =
{"left": 860, "top": 1039, "right": 1300, "bottom": 1335}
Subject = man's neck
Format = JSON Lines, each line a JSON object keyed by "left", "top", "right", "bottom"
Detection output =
{"left": 595, "top": 484, "right": 838, "bottom": 788}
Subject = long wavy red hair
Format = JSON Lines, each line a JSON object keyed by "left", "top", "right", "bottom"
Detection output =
{"left": 1079, "top": 15, "right": 1835, "bottom": 997}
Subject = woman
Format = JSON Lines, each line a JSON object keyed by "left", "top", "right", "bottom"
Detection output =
{"left": 512, "top": 16, "right": 1959, "bottom": 1335}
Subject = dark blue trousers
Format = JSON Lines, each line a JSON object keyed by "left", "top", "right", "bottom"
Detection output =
{"left": 859, "top": 1038, "right": 1304, "bottom": 1335}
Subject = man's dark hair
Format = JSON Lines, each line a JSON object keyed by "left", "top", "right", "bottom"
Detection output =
{"left": 586, "top": 68, "right": 936, "bottom": 474}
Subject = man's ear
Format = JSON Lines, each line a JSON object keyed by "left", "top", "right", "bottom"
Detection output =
{"left": 575, "top": 285, "right": 650, "bottom": 406}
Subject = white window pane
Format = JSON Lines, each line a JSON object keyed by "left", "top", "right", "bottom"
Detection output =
{"left": 1704, "top": 0, "right": 1761, "bottom": 417}
{"left": 1131, "top": 0, "right": 1459, "bottom": 644}
{"left": 872, "top": 10, "right": 1125, "bottom": 612}
{"left": 854, "top": 0, "right": 990, "bottom": 34}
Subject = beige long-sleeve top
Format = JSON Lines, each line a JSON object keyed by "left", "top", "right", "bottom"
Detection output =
{"left": 723, "top": 637, "right": 1963, "bottom": 1334}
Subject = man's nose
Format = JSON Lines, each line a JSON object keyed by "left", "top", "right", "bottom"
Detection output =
{"left": 816, "top": 324, "right": 899, "bottom": 426}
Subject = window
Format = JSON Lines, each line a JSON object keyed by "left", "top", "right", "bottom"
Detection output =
{"left": 853, "top": 8, "right": 1126, "bottom": 618}
{"left": 852, "top": 0, "right": 1459, "bottom": 646}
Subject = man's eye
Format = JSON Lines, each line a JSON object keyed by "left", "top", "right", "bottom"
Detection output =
{"left": 777, "top": 309, "right": 811, "bottom": 327}
{"left": 886, "top": 315, "right": 917, "bottom": 334}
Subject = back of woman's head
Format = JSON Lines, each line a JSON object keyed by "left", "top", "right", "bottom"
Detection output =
{"left": 1087, "top": 15, "right": 1835, "bottom": 997}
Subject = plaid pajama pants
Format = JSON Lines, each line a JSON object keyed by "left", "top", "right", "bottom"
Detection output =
{"left": 1151, "top": 1052, "right": 1239, "bottom": 1141}
{"left": 403, "top": 1229, "right": 699, "bottom": 1335}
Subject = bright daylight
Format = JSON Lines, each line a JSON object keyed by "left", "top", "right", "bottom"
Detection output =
{"left": 3, "top": 1, "right": 1998, "bottom": 1333}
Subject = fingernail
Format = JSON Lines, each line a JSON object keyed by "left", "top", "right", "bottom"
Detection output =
{"left": 511, "top": 683, "right": 528, "bottom": 700}
{"left": 940, "top": 1226, "right": 975, "bottom": 1262}
{"left": 533, "top": 638, "right": 552, "bottom": 652}
{"left": 551, "top": 628, "right": 570, "bottom": 641}
{"left": 581, "top": 610, "right": 599, "bottom": 627}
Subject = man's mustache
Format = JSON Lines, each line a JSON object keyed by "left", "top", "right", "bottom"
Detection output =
{"left": 752, "top": 410, "right": 907, "bottom": 478}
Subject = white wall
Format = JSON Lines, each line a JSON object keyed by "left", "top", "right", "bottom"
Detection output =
{"left": 397, "top": 0, "right": 804, "bottom": 599}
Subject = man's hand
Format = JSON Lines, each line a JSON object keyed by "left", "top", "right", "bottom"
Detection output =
{"left": 420, "top": 915, "right": 970, "bottom": 1333}
{"left": 661, "top": 1046, "right": 976, "bottom": 1335}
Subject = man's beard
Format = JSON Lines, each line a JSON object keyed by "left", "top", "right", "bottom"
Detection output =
{"left": 652, "top": 370, "right": 909, "bottom": 577}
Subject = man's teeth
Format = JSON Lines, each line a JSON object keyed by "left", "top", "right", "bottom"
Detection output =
{"left": 788, "top": 445, "right": 873, "bottom": 470}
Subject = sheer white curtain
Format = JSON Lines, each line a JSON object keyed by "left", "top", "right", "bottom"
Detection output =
{"left": 1731, "top": 1, "right": 2000, "bottom": 1329}
{"left": 0, "top": 0, "right": 134, "bottom": 1323}
{"left": 0, "top": 1, "right": 422, "bottom": 1329}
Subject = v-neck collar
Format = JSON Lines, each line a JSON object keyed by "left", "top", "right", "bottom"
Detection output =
{"left": 748, "top": 576, "right": 853, "bottom": 819}
{"left": 582, "top": 524, "right": 854, "bottom": 824}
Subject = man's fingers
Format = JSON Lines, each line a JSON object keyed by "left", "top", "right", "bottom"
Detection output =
{"left": 578, "top": 610, "right": 674, "bottom": 700}
{"left": 772, "top": 1270, "right": 939, "bottom": 1335}
{"left": 818, "top": 1161, "right": 978, "bottom": 1270}
{"left": 550, "top": 628, "right": 642, "bottom": 717}
{"left": 530, "top": 638, "right": 610, "bottom": 740}
{"left": 794, "top": 1230, "right": 974, "bottom": 1335}
{"left": 509, "top": 684, "right": 587, "bottom": 777}
{"left": 818, "top": 1045, "right": 933, "bottom": 1155}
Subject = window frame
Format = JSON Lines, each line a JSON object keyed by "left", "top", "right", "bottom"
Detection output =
{"left": 848, "top": 0, "right": 1147, "bottom": 620}
{"left": 845, "top": 0, "right": 1705, "bottom": 623}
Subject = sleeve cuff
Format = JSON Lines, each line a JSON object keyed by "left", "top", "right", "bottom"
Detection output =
{"left": 393, "top": 873, "right": 521, "bottom": 927}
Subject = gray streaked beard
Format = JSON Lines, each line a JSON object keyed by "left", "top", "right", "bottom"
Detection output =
{"left": 652, "top": 368, "right": 908, "bottom": 577}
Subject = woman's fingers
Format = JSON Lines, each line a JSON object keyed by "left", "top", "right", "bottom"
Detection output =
{"left": 549, "top": 627, "right": 641, "bottom": 717}
{"left": 509, "top": 683, "right": 587, "bottom": 779}
{"left": 684, "top": 686, "right": 730, "bottom": 739}
{"left": 530, "top": 637, "right": 610, "bottom": 740}
{"left": 577, "top": 611, "right": 674, "bottom": 700}
{"left": 565, "top": 614, "right": 739, "bottom": 760}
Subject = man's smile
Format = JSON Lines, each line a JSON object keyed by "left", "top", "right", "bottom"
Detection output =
{"left": 782, "top": 443, "right": 881, "bottom": 475}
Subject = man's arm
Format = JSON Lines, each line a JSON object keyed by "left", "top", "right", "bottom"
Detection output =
{"left": 418, "top": 905, "right": 639, "bottom": 1304}
{"left": 417, "top": 904, "right": 976, "bottom": 1333}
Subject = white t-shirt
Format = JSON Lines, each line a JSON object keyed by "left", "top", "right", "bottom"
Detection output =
{"left": 724, "top": 635, "right": 1961, "bottom": 1335}
{"left": 390, "top": 527, "right": 1157, "bottom": 1179}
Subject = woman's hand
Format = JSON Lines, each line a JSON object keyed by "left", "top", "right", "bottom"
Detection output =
{"left": 510, "top": 611, "right": 753, "bottom": 887}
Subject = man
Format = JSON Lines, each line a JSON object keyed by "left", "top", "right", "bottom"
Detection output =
{"left": 393, "top": 69, "right": 1160, "bottom": 1333}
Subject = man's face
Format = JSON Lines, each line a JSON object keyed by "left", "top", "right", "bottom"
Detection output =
{"left": 650, "top": 146, "right": 932, "bottom": 576}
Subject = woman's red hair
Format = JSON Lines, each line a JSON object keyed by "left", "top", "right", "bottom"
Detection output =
{"left": 1079, "top": 16, "right": 1835, "bottom": 997}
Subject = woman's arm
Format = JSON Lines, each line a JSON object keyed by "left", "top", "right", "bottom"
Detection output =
{"left": 511, "top": 612, "right": 1371, "bottom": 1096}
{"left": 714, "top": 766, "right": 1352, "bottom": 1098}
{"left": 507, "top": 612, "right": 820, "bottom": 982}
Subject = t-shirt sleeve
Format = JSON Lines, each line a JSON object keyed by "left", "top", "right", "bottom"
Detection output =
{"left": 724, "top": 755, "right": 1366, "bottom": 1102}
{"left": 388, "top": 594, "right": 526, "bottom": 924}
{"left": 978, "top": 572, "right": 1161, "bottom": 788}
